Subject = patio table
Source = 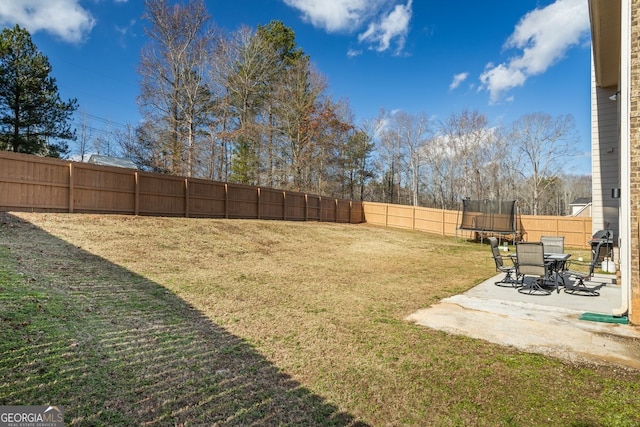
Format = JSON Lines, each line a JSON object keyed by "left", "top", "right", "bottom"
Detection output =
{"left": 509, "top": 252, "right": 571, "bottom": 293}
{"left": 544, "top": 253, "right": 571, "bottom": 293}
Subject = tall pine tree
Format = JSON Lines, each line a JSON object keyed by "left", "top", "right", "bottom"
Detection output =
{"left": 0, "top": 25, "right": 77, "bottom": 157}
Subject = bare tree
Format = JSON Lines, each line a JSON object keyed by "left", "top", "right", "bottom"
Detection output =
{"left": 508, "top": 112, "right": 578, "bottom": 215}
{"left": 272, "top": 58, "right": 328, "bottom": 191}
{"left": 212, "top": 26, "right": 279, "bottom": 184}
{"left": 138, "top": 0, "right": 214, "bottom": 176}
{"left": 394, "top": 111, "right": 430, "bottom": 206}
{"left": 113, "top": 124, "right": 136, "bottom": 161}
{"left": 438, "top": 110, "right": 493, "bottom": 201}
{"left": 210, "top": 22, "right": 306, "bottom": 186}
{"left": 93, "top": 121, "right": 112, "bottom": 156}
{"left": 374, "top": 109, "right": 407, "bottom": 204}
{"left": 421, "top": 134, "right": 454, "bottom": 209}
{"left": 76, "top": 110, "right": 93, "bottom": 161}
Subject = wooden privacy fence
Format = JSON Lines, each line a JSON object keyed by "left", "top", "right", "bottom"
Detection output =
{"left": 0, "top": 151, "right": 363, "bottom": 223}
{"left": 0, "top": 151, "right": 594, "bottom": 245}
{"left": 362, "top": 201, "right": 593, "bottom": 249}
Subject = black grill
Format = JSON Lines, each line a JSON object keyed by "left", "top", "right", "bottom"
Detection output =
{"left": 589, "top": 230, "right": 613, "bottom": 266}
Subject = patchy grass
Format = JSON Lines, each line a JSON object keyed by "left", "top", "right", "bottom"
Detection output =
{"left": 0, "top": 212, "right": 639, "bottom": 426}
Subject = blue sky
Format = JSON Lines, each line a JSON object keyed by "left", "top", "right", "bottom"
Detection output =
{"left": 0, "top": 0, "right": 593, "bottom": 174}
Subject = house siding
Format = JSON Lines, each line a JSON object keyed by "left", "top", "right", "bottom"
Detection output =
{"left": 591, "top": 61, "right": 620, "bottom": 240}
{"left": 629, "top": 0, "right": 640, "bottom": 323}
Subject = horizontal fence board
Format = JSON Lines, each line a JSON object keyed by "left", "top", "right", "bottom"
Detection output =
{"left": 0, "top": 182, "right": 68, "bottom": 210}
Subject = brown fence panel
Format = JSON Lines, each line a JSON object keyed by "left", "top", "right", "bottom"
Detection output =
{"left": 188, "top": 178, "right": 226, "bottom": 218}
{"left": 350, "top": 201, "right": 364, "bottom": 224}
{"left": 227, "top": 183, "right": 259, "bottom": 219}
{"left": 138, "top": 173, "right": 186, "bottom": 217}
{"left": 73, "top": 163, "right": 136, "bottom": 214}
{"left": 285, "top": 191, "right": 307, "bottom": 221}
{"left": 320, "top": 197, "right": 337, "bottom": 222}
{"left": 0, "top": 152, "right": 69, "bottom": 211}
{"left": 307, "top": 195, "right": 321, "bottom": 221}
{"left": 336, "top": 199, "right": 351, "bottom": 223}
{"left": 260, "top": 187, "right": 285, "bottom": 220}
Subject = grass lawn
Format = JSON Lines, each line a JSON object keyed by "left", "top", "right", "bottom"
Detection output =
{"left": 0, "top": 212, "right": 639, "bottom": 426}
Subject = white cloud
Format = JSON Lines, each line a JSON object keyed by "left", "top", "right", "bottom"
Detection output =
{"left": 479, "top": 0, "right": 589, "bottom": 103}
{"left": 283, "top": 0, "right": 378, "bottom": 32}
{"left": 0, "top": 0, "right": 95, "bottom": 43}
{"left": 283, "top": 0, "right": 413, "bottom": 54}
{"left": 358, "top": 0, "right": 412, "bottom": 54}
{"left": 115, "top": 19, "right": 136, "bottom": 37}
{"left": 449, "top": 72, "right": 469, "bottom": 90}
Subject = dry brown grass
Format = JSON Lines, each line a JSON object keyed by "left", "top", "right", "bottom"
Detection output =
{"left": 1, "top": 212, "right": 639, "bottom": 426}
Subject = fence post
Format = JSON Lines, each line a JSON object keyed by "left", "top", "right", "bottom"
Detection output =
{"left": 257, "top": 187, "right": 261, "bottom": 219}
{"left": 134, "top": 172, "right": 139, "bottom": 216}
{"left": 385, "top": 204, "right": 389, "bottom": 227}
{"left": 68, "top": 163, "right": 74, "bottom": 213}
{"left": 184, "top": 178, "right": 189, "bottom": 218}
{"left": 413, "top": 206, "right": 416, "bottom": 230}
{"left": 441, "top": 209, "right": 446, "bottom": 235}
{"left": 283, "top": 191, "right": 286, "bottom": 220}
{"left": 224, "top": 183, "right": 229, "bottom": 219}
{"left": 335, "top": 198, "right": 338, "bottom": 222}
{"left": 305, "top": 194, "right": 308, "bottom": 221}
{"left": 349, "top": 201, "right": 353, "bottom": 224}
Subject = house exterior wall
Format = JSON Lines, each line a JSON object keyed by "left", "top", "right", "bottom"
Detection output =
{"left": 591, "top": 60, "right": 620, "bottom": 240}
{"left": 629, "top": 0, "right": 640, "bottom": 323}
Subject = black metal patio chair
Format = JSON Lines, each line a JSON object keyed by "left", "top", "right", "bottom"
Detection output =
{"left": 516, "top": 242, "right": 552, "bottom": 295}
{"left": 488, "top": 237, "right": 520, "bottom": 287}
{"left": 562, "top": 259, "right": 604, "bottom": 296}
{"left": 541, "top": 236, "right": 564, "bottom": 255}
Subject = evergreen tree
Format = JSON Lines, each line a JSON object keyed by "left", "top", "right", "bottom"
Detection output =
{"left": 0, "top": 25, "right": 77, "bottom": 157}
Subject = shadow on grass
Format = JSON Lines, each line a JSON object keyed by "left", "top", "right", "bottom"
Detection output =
{"left": 0, "top": 213, "right": 368, "bottom": 426}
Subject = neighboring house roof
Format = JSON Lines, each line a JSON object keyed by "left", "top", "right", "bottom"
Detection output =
{"left": 88, "top": 155, "right": 138, "bottom": 169}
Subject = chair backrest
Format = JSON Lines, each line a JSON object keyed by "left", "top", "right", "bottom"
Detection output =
{"left": 516, "top": 242, "right": 546, "bottom": 277}
{"left": 488, "top": 237, "right": 503, "bottom": 268}
{"left": 541, "top": 236, "right": 564, "bottom": 254}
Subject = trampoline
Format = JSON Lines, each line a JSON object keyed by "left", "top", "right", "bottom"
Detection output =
{"left": 456, "top": 199, "right": 519, "bottom": 243}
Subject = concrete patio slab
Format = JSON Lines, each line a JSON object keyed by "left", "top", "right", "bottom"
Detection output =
{"left": 407, "top": 273, "right": 640, "bottom": 370}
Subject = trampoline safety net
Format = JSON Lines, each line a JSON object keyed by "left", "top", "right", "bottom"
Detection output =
{"left": 457, "top": 199, "right": 517, "bottom": 234}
